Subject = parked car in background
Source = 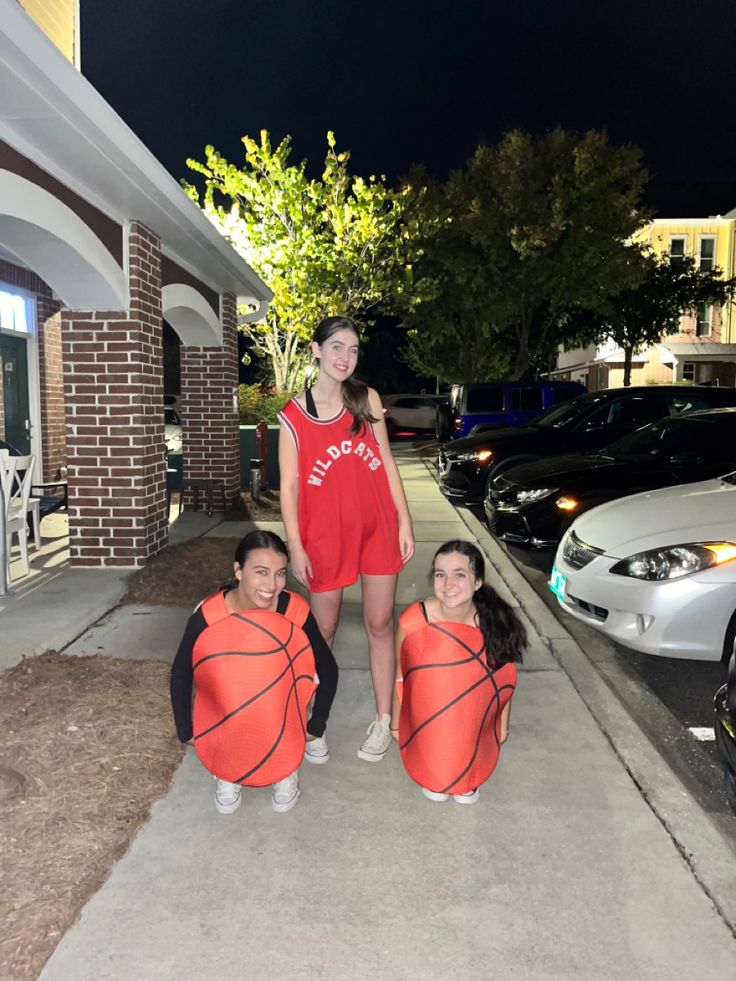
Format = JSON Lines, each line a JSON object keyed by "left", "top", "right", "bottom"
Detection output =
{"left": 486, "top": 408, "right": 736, "bottom": 547}
{"left": 165, "top": 408, "right": 182, "bottom": 454}
{"left": 436, "top": 380, "right": 585, "bottom": 441}
{"left": 549, "top": 472, "right": 736, "bottom": 661}
{"left": 164, "top": 392, "right": 182, "bottom": 416}
{"left": 439, "top": 386, "right": 736, "bottom": 504}
{"left": 714, "top": 650, "right": 736, "bottom": 813}
{"left": 382, "top": 393, "right": 448, "bottom": 436}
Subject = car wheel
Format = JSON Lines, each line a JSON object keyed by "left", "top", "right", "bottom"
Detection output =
{"left": 722, "top": 609, "right": 736, "bottom": 665}
{"left": 436, "top": 404, "right": 452, "bottom": 442}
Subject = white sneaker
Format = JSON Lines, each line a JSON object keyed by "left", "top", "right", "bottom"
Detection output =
{"left": 357, "top": 714, "right": 392, "bottom": 762}
{"left": 304, "top": 735, "right": 329, "bottom": 764}
{"left": 453, "top": 788, "right": 480, "bottom": 805}
{"left": 272, "top": 770, "right": 300, "bottom": 813}
{"left": 214, "top": 778, "right": 242, "bottom": 815}
{"left": 422, "top": 787, "right": 449, "bottom": 802}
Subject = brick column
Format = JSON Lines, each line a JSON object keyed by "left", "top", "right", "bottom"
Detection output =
{"left": 62, "top": 222, "right": 167, "bottom": 567}
{"left": 180, "top": 290, "right": 240, "bottom": 508}
{"left": 37, "top": 295, "right": 65, "bottom": 479}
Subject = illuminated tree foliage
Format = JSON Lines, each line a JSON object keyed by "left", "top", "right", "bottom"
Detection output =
{"left": 185, "top": 132, "right": 425, "bottom": 391}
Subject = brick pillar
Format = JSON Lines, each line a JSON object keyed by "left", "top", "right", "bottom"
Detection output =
{"left": 37, "top": 295, "right": 65, "bottom": 479}
{"left": 62, "top": 221, "right": 167, "bottom": 567}
{"left": 180, "top": 291, "right": 240, "bottom": 507}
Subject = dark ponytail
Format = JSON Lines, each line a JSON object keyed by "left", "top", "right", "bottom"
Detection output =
{"left": 432, "top": 540, "right": 526, "bottom": 667}
{"left": 312, "top": 315, "right": 377, "bottom": 436}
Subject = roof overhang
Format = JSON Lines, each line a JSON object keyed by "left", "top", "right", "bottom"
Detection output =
{"left": 664, "top": 343, "right": 736, "bottom": 361}
{"left": 0, "top": 0, "right": 271, "bottom": 309}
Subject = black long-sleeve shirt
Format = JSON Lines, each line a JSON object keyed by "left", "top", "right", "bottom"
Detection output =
{"left": 170, "top": 589, "right": 338, "bottom": 742}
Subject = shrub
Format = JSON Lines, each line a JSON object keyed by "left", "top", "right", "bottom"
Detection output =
{"left": 238, "top": 384, "right": 292, "bottom": 424}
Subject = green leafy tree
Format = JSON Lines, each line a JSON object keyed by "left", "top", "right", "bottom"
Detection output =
{"left": 395, "top": 179, "right": 512, "bottom": 383}
{"left": 574, "top": 250, "right": 736, "bottom": 386}
{"left": 185, "top": 132, "right": 425, "bottom": 391}
{"left": 417, "top": 130, "right": 650, "bottom": 380}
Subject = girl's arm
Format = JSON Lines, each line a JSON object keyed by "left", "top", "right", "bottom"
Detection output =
{"left": 170, "top": 610, "right": 207, "bottom": 743}
{"left": 499, "top": 700, "right": 512, "bottom": 743}
{"left": 278, "top": 421, "right": 313, "bottom": 587}
{"left": 367, "top": 388, "right": 415, "bottom": 564}
{"left": 390, "top": 624, "right": 405, "bottom": 740}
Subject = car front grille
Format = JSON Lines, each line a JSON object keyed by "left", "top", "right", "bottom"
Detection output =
{"left": 562, "top": 530, "right": 604, "bottom": 570}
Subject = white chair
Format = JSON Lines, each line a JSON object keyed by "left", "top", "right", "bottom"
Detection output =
{"left": 5, "top": 453, "right": 35, "bottom": 580}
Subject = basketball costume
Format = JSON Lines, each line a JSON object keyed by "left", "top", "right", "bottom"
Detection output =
{"left": 396, "top": 601, "right": 517, "bottom": 796}
{"left": 189, "top": 591, "right": 317, "bottom": 787}
{"left": 279, "top": 396, "right": 403, "bottom": 591}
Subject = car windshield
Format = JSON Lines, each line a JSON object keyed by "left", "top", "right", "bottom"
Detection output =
{"left": 522, "top": 392, "right": 605, "bottom": 429}
{"left": 604, "top": 414, "right": 735, "bottom": 462}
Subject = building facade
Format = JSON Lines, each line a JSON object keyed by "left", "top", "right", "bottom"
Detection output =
{"left": 0, "top": 0, "right": 271, "bottom": 567}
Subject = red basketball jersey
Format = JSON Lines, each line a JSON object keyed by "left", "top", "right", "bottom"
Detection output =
{"left": 279, "top": 397, "right": 402, "bottom": 591}
{"left": 192, "top": 592, "right": 316, "bottom": 786}
{"left": 396, "top": 601, "right": 516, "bottom": 795}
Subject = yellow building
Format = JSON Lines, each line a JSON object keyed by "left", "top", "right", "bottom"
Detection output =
{"left": 18, "top": 0, "right": 79, "bottom": 66}
{"left": 553, "top": 205, "right": 736, "bottom": 389}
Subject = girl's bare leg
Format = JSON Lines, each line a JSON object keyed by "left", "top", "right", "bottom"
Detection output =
{"left": 360, "top": 573, "right": 398, "bottom": 717}
{"left": 308, "top": 587, "right": 343, "bottom": 649}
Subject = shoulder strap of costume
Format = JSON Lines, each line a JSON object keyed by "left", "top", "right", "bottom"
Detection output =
{"left": 199, "top": 591, "right": 230, "bottom": 626}
{"left": 283, "top": 591, "right": 310, "bottom": 627}
{"left": 399, "top": 601, "right": 428, "bottom": 636}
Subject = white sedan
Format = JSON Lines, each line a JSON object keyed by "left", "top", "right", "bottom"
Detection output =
{"left": 550, "top": 473, "right": 736, "bottom": 661}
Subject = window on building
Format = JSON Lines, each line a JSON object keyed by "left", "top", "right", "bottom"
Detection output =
{"left": 696, "top": 304, "right": 712, "bottom": 337}
{"left": 682, "top": 362, "right": 696, "bottom": 383}
{"left": 698, "top": 236, "right": 716, "bottom": 272}
{"left": 669, "top": 236, "right": 687, "bottom": 266}
{"left": 0, "top": 289, "right": 30, "bottom": 333}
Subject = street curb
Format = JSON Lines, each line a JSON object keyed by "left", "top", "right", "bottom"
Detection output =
{"left": 423, "top": 455, "right": 736, "bottom": 934}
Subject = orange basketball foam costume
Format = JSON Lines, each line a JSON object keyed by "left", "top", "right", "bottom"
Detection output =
{"left": 192, "top": 591, "right": 317, "bottom": 786}
{"left": 396, "top": 601, "right": 516, "bottom": 795}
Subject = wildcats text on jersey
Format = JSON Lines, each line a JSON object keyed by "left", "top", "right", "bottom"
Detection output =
{"left": 307, "top": 439, "right": 382, "bottom": 486}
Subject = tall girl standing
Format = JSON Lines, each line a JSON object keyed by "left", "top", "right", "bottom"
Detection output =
{"left": 279, "top": 315, "right": 415, "bottom": 762}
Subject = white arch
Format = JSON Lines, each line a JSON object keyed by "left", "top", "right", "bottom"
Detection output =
{"left": 162, "top": 283, "right": 221, "bottom": 346}
{"left": 0, "top": 170, "right": 126, "bottom": 310}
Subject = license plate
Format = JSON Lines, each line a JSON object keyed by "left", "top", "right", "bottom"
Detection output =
{"left": 549, "top": 565, "right": 566, "bottom": 602}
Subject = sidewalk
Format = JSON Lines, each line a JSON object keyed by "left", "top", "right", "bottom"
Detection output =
{"left": 6, "top": 445, "right": 734, "bottom": 979}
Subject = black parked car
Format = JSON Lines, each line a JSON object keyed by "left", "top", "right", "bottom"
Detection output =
{"left": 714, "top": 646, "right": 736, "bottom": 814}
{"left": 438, "top": 386, "right": 736, "bottom": 504}
{"left": 484, "top": 407, "right": 736, "bottom": 547}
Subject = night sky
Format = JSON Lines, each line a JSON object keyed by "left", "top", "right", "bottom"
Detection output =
{"left": 80, "top": 0, "right": 736, "bottom": 189}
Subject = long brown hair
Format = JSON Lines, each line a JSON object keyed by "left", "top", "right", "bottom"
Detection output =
{"left": 312, "top": 315, "right": 377, "bottom": 436}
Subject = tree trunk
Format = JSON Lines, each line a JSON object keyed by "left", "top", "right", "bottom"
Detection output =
{"left": 510, "top": 328, "right": 530, "bottom": 381}
{"left": 623, "top": 346, "right": 633, "bottom": 387}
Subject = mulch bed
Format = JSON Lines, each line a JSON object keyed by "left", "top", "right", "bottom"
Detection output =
{"left": 0, "top": 653, "right": 184, "bottom": 981}
{"left": 122, "top": 536, "right": 244, "bottom": 609}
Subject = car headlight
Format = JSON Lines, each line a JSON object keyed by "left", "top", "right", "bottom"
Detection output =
{"left": 610, "top": 542, "right": 736, "bottom": 581}
{"left": 455, "top": 449, "right": 494, "bottom": 464}
{"left": 515, "top": 487, "right": 557, "bottom": 505}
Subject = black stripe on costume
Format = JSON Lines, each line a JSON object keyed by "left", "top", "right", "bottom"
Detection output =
{"left": 399, "top": 674, "right": 489, "bottom": 750}
{"left": 193, "top": 647, "right": 285, "bottom": 671}
{"left": 232, "top": 671, "right": 314, "bottom": 783}
{"left": 193, "top": 641, "right": 312, "bottom": 741}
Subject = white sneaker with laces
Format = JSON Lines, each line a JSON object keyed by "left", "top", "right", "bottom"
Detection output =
{"left": 304, "top": 735, "right": 329, "bottom": 764}
{"left": 272, "top": 770, "right": 300, "bottom": 813}
{"left": 422, "top": 787, "right": 449, "bottom": 802}
{"left": 214, "top": 778, "right": 242, "bottom": 815}
{"left": 453, "top": 788, "right": 480, "bottom": 804}
{"left": 357, "top": 714, "right": 392, "bottom": 762}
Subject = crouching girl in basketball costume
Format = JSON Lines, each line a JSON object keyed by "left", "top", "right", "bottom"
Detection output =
{"left": 391, "top": 541, "right": 526, "bottom": 803}
{"left": 170, "top": 531, "right": 338, "bottom": 815}
{"left": 279, "top": 315, "right": 415, "bottom": 763}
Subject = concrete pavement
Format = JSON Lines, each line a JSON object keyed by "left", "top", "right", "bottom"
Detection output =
{"left": 3, "top": 445, "right": 735, "bottom": 978}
